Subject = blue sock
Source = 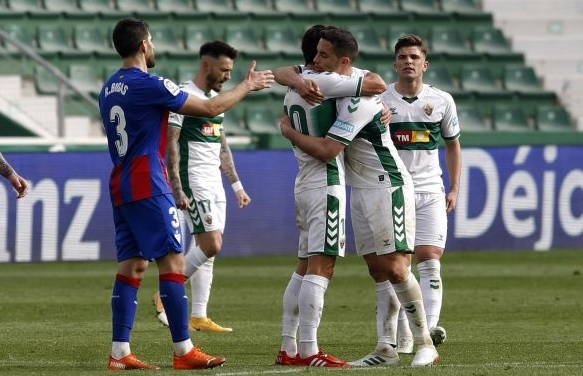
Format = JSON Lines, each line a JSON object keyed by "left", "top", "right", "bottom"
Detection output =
{"left": 111, "top": 274, "right": 140, "bottom": 342}
{"left": 160, "top": 273, "right": 190, "bottom": 342}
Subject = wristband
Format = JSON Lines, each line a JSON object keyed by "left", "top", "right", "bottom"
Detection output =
{"left": 231, "top": 181, "right": 243, "bottom": 192}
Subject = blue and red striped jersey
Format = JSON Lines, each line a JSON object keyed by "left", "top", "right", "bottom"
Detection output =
{"left": 99, "top": 67, "right": 188, "bottom": 207}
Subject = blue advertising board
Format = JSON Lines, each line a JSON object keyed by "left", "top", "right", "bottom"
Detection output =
{"left": 0, "top": 146, "right": 581, "bottom": 262}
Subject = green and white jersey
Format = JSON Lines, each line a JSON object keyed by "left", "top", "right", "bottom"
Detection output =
{"left": 283, "top": 68, "right": 365, "bottom": 193}
{"left": 327, "top": 95, "right": 411, "bottom": 189}
{"left": 168, "top": 81, "right": 224, "bottom": 185}
{"left": 380, "top": 83, "right": 460, "bottom": 193}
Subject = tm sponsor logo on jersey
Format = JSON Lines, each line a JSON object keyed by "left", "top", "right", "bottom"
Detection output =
{"left": 332, "top": 120, "right": 354, "bottom": 133}
{"left": 393, "top": 130, "right": 430, "bottom": 144}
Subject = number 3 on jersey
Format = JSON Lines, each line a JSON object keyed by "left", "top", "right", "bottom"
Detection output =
{"left": 110, "top": 105, "right": 128, "bottom": 157}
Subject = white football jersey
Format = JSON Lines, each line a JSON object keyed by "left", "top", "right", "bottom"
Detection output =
{"left": 327, "top": 95, "right": 412, "bottom": 188}
{"left": 380, "top": 83, "right": 460, "bottom": 193}
{"left": 283, "top": 68, "right": 366, "bottom": 192}
{"left": 168, "top": 81, "right": 224, "bottom": 185}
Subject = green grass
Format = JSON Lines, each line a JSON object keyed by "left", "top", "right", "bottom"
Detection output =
{"left": 1, "top": 250, "right": 583, "bottom": 375}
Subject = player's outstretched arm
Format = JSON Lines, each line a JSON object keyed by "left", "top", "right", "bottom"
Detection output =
{"left": 274, "top": 65, "right": 323, "bottom": 105}
{"left": 361, "top": 72, "right": 387, "bottom": 95}
{"left": 178, "top": 61, "right": 274, "bottom": 118}
{"left": 0, "top": 152, "right": 29, "bottom": 199}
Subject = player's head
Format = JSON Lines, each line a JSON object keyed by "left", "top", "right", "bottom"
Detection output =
{"left": 393, "top": 34, "right": 429, "bottom": 81}
{"left": 313, "top": 27, "right": 359, "bottom": 74}
{"left": 301, "top": 24, "right": 327, "bottom": 65}
{"left": 112, "top": 18, "right": 155, "bottom": 68}
{"left": 198, "top": 40, "right": 238, "bottom": 92}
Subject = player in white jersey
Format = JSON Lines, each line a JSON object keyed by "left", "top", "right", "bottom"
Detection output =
{"left": 152, "top": 41, "right": 251, "bottom": 333}
{"left": 273, "top": 25, "right": 389, "bottom": 368}
{"left": 352, "top": 34, "right": 461, "bottom": 364}
{"left": 279, "top": 27, "right": 440, "bottom": 368}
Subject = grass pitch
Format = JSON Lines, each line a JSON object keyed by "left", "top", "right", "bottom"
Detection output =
{"left": 1, "top": 249, "right": 582, "bottom": 375}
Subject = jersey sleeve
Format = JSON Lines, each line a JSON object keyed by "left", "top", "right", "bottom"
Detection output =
{"left": 146, "top": 75, "right": 189, "bottom": 112}
{"left": 327, "top": 96, "right": 383, "bottom": 145}
{"left": 440, "top": 92, "right": 460, "bottom": 142}
{"left": 303, "top": 71, "right": 364, "bottom": 98}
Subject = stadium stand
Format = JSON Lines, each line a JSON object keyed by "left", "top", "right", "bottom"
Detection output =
{"left": 0, "top": 0, "right": 579, "bottom": 142}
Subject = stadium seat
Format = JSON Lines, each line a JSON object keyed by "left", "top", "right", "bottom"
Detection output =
{"left": 149, "top": 25, "right": 190, "bottom": 56}
{"left": 78, "top": 0, "right": 128, "bottom": 18}
{"left": 0, "top": 0, "right": 25, "bottom": 19}
{"left": 399, "top": 0, "right": 441, "bottom": 14}
{"left": 264, "top": 25, "right": 302, "bottom": 57}
{"left": 535, "top": 106, "right": 573, "bottom": 132}
{"left": 425, "top": 66, "right": 457, "bottom": 93}
{"left": 116, "top": 0, "right": 164, "bottom": 18}
{"left": 472, "top": 27, "right": 513, "bottom": 55}
{"left": 245, "top": 106, "right": 279, "bottom": 134}
{"left": 460, "top": 65, "right": 502, "bottom": 93}
{"left": 375, "top": 63, "right": 397, "bottom": 84}
{"left": 68, "top": 64, "right": 101, "bottom": 96}
{"left": 34, "top": 65, "right": 59, "bottom": 94}
{"left": 440, "top": 0, "right": 483, "bottom": 15}
{"left": 273, "top": 0, "right": 322, "bottom": 18}
{"left": 503, "top": 65, "right": 542, "bottom": 93}
{"left": 1, "top": 24, "right": 36, "bottom": 55}
{"left": 43, "top": 0, "right": 89, "bottom": 18}
{"left": 184, "top": 25, "right": 217, "bottom": 53}
{"left": 430, "top": 26, "right": 473, "bottom": 55}
{"left": 155, "top": 0, "right": 204, "bottom": 18}
{"left": 37, "top": 24, "right": 87, "bottom": 58}
{"left": 196, "top": 0, "right": 245, "bottom": 18}
{"left": 7, "top": 0, "right": 58, "bottom": 18}
{"left": 358, "top": 0, "right": 406, "bottom": 18}
{"left": 73, "top": 25, "right": 116, "bottom": 57}
{"left": 350, "top": 26, "right": 387, "bottom": 57}
{"left": 492, "top": 105, "right": 531, "bottom": 132}
{"left": 175, "top": 65, "right": 196, "bottom": 83}
{"left": 223, "top": 108, "right": 252, "bottom": 136}
{"left": 457, "top": 105, "right": 490, "bottom": 131}
{"left": 315, "top": 0, "right": 364, "bottom": 18}
{"left": 234, "top": 0, "right": 286, "bottom": 19}
{"left": 224, "top": 25, "right": 275, "bottom": 57}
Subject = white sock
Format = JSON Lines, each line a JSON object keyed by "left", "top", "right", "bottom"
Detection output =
{"left": 190, "top": 257, "right": 214, "bottom": 318}
{"left": 298, "top": 274, "right": 329, "bottom": 358}
{"left": 375, "top": 280, "right": 400, "bottom": 350}
{"left": 281, "top": 272, "right": 303, "bottom": 355}
{"left": 172, "top": 339, "right": 194, "bottom": 357}
{"left": 111, "top": 341, "right": 130, "bottom": 359}
{"left": 184, "top": 243, "right": 209, "bottom": 278}
{"left": 417, "top": 259, "right": 442, "bottom": 329}
{"left": 397, "top": 304, "right": 412, "bottom": 339}
{"left": 392, "top": 272, "right": 432, "bottom": 346}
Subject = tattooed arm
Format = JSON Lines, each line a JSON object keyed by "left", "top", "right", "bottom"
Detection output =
{"left": 219, "top": 131, "right": 251, "bottom": 208}
{"left": 0, "top": 152, "right": 29, "bottom": 199}
{"left": 166, "top": 126, "right": 189, "bottom": 210}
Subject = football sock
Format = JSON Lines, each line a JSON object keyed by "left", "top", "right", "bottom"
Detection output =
{"left": 190, "top": 257, "right": 214, "bottom": 318}
{"left": 159, "top": 273, "right": 190, "bottom": 345}
{"left": 184, "top": 243, "right": 209, "bottom": 278}
{"left": 375, "top": 280, "right": 400, "bottom": 350}
{"left": 281, "top": 272, "right": 303, "bottom": 355}
{"left": 298, "top": 274, "right": 329, "bottom": 358}
{"left": 111, "top": 341, "right": 131, "bottom": 359}
{"left": 397, "top": 305, "right": 412, "bottom": 339}
{"left": 111, "top": 273, "right": 140, "bottom": 352}
{"left": 392, "top": 272, "right": 432, "bottom": 346}
{"left": 417, "top": 259, "right": 442, "bottom": 329}
{"left": 173, "top": 339, "right": 194, "bottom": 357}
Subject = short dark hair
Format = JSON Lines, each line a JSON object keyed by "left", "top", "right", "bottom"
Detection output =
{"left": 199, "top": 40, "right": 238, "bottom": 60}
{"left": 394, "top": 34, "right": 429, "bottom": 57}
{"left": 319, "top": 27, "right": 359, "bottom": 62}
{"left": 301, "top": 24, "right": 327, "bottom": 65}
{"left": 112, "top": 18, "right": 150, "bottom": 58}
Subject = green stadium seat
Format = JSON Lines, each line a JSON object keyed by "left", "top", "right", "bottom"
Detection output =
{"left": 273, "top": 0, "right": 323, "bottom": 18}
{"left": 224, "top": 25, "right": 275, "bottom": 57}
{"left": 78, "top": 0, "right": 129, "bottom": 17}
{"left": 460, "top": 65, "right": 502, "bottom": 93}
{"left": 116, "top": 0, "right": 164, "bottom": 18}
{"left": 457, "top": 105, "right": 489, "bottom": 131}
{"left": 1, "top": 24, "right": 36, "bottom": 55}
{"left": 223, "top": 108, "right": 252, "bottom": 136}
{"left": 234, "top": 0, "right": 286, "bottom": 19}
{"left": 375, "top": 63, "right": 397, "bottom": 84}
{"left": 430, "top": 26, "right": 473, "bottom": 56}
{"left": 264, "top": 25, "right": 302, "bottom": 58}
{"left": 37, "top": 24, "right": 88, "bottom": 58}
{"left": 68, "top": 63, "right": 101, "bottom": 96}
{"left": 7, "top": 0, "right": 58, "bottom": 18}
{"left": 315, "top": 0, "right": 364, "bottom": 18}
{"left": 245, "top": 106, "right": 279, "bottom": 134}
{"left": 399, "top": 0, "right": 441, "bottom": 14}
{"left": 196, "top": 0, "right": 245, "bottom": 18}
{"left": 34, "top": 65, "right": 59, "bottom": 94}
{"left": 503, "top": 65, "right": 542, "bottom": 93}
{"left": 425, "top": 66, "right": 457, "bottom": 93}
{"left": 492, "top": 105, "right": 531, "bottom": 132}
{"left": 43, "top": 0, "right": 90, "bottom": 18}
{"left": 0, "top": 0, "right": 25, "bottom": 19}
{"left": 350, "top": 26, "right": 387, "bottom": 57}
{"left": 155, "top": 0, "right": 204, "bottom": 18}
{"left": 149, "top": 25, "right": 190, "bottom": 56}
{"left": 472, "top": 27, "right": 513, "bottom": 55}
{"left": 175, "top": 65, "right": 196, "bottom": 83}
{"left": 184, "top": 24, "right": 217, "bottom": 53}
{"left": 535, "top": 106, "right": 573, "bottom": 132}
{"left": 73, "top": 25, "right": 116, "bottom": 57}
{"left": 358, "top": 0, "right": 406, "bottom": 18}
{"left": 440, "top": 0, "right": 483, "bottom": 15}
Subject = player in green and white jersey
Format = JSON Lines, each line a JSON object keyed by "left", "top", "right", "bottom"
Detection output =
{"left": 153, "top": 41, "right": 252, "bottom": 333}
{"left": 279, "top": 27, "right": 440, "bottom": 368}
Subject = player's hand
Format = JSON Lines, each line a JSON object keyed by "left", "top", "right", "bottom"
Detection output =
{"left": 279, "top": 113, "right": 293, "bottom": 139}
{"left": 9, "top": 173, "right": 29, "bottom": 199}
{"left": 172, "top": 187, "right": 190, "bottom": 210}
{"left": 380, "top": 102, "right": 392, "bottom": 125}
{"left": 235, "top": 189, "right": 251, "bottom": 208}
{"left": 445, "top": 190, "right": 458, "bottom": 213}
{"left": 245, "top": 60, "right": 274, "bottom": 91}
{"left": 296, "top": 78, "right": 323, "bottom": 105}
